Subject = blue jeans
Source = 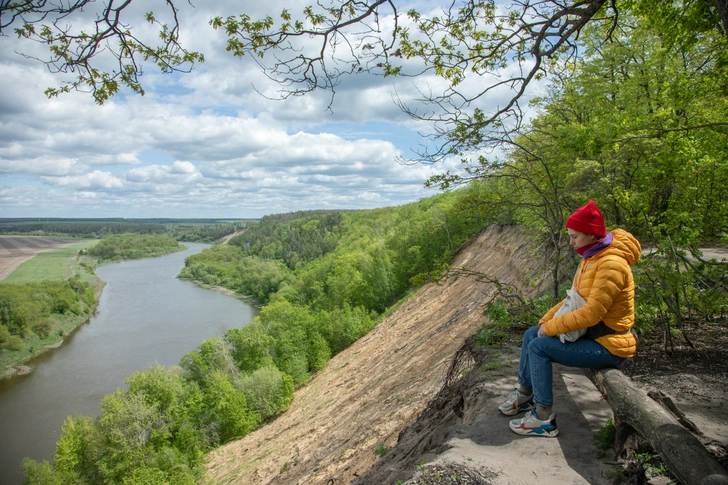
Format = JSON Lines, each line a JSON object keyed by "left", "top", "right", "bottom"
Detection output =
{"left": 517, "top": 326, "right": 626, "bottom": 408}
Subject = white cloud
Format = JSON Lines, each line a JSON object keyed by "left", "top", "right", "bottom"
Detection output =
{"left": 0, "top": 156, "right": 87, "bottom": 176}
{"left": 44, "top": 171, "right": 125, "bottom": 190}
{"left": 0, "top": 0, "right": 531, "bottom": 219}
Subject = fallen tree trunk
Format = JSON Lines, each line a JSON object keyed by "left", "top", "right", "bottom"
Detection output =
{"left": 584, "top": 367, "right": 728, "bottom": 485}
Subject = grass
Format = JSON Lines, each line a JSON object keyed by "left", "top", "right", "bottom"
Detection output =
{"left": 481, "top": 355, "right": 507, "bottom": 372}
{"left": 594, "top": 419, "right": 616, "bottom": 458}
{"left": 374, "top": 443, "right": 391, "bottom": 457}
{"left": 2, "top": 239, "right": 99, "bottom": 284}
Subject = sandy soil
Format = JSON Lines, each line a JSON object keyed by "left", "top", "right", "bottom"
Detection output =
{"left": 0, "top": 236, "right": 82, "bottom": 281}
{"left": 204, "top": 226, "right": 728, "bottom": 485}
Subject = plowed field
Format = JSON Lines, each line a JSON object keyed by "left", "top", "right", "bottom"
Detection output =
{"left": 0, "top": 236, "right": 82, "bottom": 282}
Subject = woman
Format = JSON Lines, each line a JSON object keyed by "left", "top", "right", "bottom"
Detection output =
{"left": 500, "top": 200, "right": 641, "bottom": 437}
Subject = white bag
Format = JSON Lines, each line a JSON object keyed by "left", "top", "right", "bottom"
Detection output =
{"left": 553, "top": 288, "right": 587, "bottom": 343}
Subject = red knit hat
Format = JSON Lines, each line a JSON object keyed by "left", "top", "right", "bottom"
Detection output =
{"left": 566, "top": 200, "right": 607, "bottom": 237}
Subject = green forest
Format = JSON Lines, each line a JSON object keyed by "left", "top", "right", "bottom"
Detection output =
{"left": 0, "top": 277, "right": 98, "bottom": 357}
{"left": 16, "top": 3, "right": 728, "bottom": 485}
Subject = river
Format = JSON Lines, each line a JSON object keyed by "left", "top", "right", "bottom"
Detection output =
{"left": 0, "top": 243, "right": 257, "bottom": 485}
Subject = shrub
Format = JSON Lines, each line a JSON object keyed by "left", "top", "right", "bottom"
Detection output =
{"left": 235, "top": 366, "right": 295, "bottom": 420}
{"left": 307, "top": 332, "right": 332, "bottom": 372}
{"left": 6, "top": 335, "right": 25, "bottom": 351}
{"left": 201, "top": 370, "right": 260, "bottom": 442}
{"left": 0, "top": 324, "right": 10, "bottom": 347}
{"left": 32, "top": 320, "right": 52, "bottom": 339}
{"left": 594, "top": 419, "right": 616, "bottom": 458}
{"left": 374, "top": 443, "right": 391, "bottom": 457}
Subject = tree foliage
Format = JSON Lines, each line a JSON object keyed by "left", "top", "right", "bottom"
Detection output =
{"left": 458, "top": 10, "right": 728, "bottom": 347}
{"left": 2, "top": 0, "right": 204, "bottom": 104}
{"left": 0, "top": 276, "right": 97, "bottom": 351}
{"left": 5, "top": 1, "right": 726, "bottom": 150}
{"left": 229, "top": 211, "right": 343, "bottom": 269}
{"left": 87, "top": 233, "right": 183, "bottom": 262}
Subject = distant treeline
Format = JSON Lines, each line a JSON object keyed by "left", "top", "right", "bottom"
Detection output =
{"left": 0, "top": 218, "right": 242, "bottom": 225}
{"left": 0, "top": 219, "right": 252, "bottom": 243}
{"left": 228, "top": 211, "right": 343, "bottom": 269}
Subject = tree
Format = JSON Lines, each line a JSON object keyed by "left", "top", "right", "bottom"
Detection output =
{"left": 452, "top": 11, "right": 728, "bottom": 312}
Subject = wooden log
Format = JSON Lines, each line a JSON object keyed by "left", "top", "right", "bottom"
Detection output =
{"left": 584, "top": 367, "right": 728, "bottom": 485}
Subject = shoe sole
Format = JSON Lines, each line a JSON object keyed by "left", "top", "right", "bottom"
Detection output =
{"left": 509, "top": 422, "right": 559, "bottom": 437}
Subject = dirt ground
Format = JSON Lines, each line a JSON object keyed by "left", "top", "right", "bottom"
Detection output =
{"left": 361, "top": 326, "right": 728, "bottom": 485}
{"left": 0, "top": 236, "right": 81, "bottom": 281}
{"left": 203, "top": 226, "right": 728, "bottom": 485}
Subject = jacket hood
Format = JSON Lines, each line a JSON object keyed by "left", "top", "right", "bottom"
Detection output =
{"left": 601, "top": 228, "right": 641, "bottom": 265}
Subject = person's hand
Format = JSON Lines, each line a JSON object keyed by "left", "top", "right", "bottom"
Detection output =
{"left": 538, "top": 325, "right": 547, "bottom": 337}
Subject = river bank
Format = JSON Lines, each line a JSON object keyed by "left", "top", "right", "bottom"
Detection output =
{"left": 0, "top": 239, "right": 188, "bottom": 380}
{"left": 0, "top": 270, "right": 105, "bottom": 380}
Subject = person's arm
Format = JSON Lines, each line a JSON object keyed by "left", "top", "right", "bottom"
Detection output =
{"left": 539, "top": 301, "right": 564, "bottom": 326}
{"left": 541, "top": 259, "right": 628, "bottom": 336}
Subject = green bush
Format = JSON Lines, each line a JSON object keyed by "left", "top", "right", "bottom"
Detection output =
{"left": 307, "top": 332, "right": 332, "bottom": 372}
{"left": 225, "top": 323, "right": 276, "bottom": 374}
{"left": 201, "top": 370, "right": 260, "bottom": 442}
{"left": 235, "top": 366, "right": 295, "bottom": 420}
{"left": 6, "top": 335, "right": 25, "bottom": 351}
{"left": 374, "top": 443, "right": 391, "bottom": 457}
{"left": 595, "top": 419, "right": 616, "bottom": 458}
{"left": 0, "top": 324, "right": 10, "bottom": 347}
{"left": 32, "top": 320, "right": 52, "bottom": 339}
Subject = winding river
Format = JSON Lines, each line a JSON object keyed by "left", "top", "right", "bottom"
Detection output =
{"left": 0, "top": 243, "right": 257, "bottom": 485}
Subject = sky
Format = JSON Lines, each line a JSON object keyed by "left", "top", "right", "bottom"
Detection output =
{"left": 0, "top": 0, "right": 533, "bottom": 219}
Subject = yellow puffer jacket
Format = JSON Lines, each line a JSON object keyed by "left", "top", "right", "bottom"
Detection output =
{"left": 540, "top": 229, "right": 641, "bottom": 358}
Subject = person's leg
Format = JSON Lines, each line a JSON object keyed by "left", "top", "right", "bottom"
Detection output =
{"left": 529, "top": 336, "right": 625, "bottom": 414}
{"left": 516, "top": 325, "right": 540, "bottom": 392}
{"left": 498, "top": 326, "right": 539, "bottom": 416}
{"left": 509, "top": 336, "right": 624, "bottom": 437}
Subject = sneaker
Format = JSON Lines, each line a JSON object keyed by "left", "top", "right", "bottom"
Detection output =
{"left": 509, "top": 410, "right": 559, "bottom": 437}
{"left": 498, "top": 388, "right": 535, "bottom": 416}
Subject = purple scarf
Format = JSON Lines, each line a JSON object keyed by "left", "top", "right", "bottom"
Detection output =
{"left": 578, "top": 233, "right": 613, "bottom": 258}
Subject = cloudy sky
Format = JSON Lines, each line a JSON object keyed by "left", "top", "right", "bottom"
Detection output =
{"left": 0, "top": 0, "right": 528, "bottom": 219}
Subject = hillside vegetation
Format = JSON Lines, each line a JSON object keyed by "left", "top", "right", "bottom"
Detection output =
{"left": 19, "top": 5, "right": 728, "bottom": 485}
